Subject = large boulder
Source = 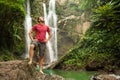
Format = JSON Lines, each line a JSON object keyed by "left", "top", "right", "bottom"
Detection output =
{"left": 91, "top": 74, "right": 120, "bottom": 80}
{"left": 0, "top": 60, "right": 64, "bottom": 80}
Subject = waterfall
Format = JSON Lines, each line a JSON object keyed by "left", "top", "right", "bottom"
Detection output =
{"left": 43, "top": 0, "right": 58, "bottom": 63}
{"left": 24, "top": 0, "right": 32, "bottom": 58}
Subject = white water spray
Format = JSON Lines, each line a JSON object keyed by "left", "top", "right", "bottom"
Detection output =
{"left": 43, "top": 0, "right": 58, "bottom": 63}
{"left": 24, "top": 0, "right": 32, "bottom": 58}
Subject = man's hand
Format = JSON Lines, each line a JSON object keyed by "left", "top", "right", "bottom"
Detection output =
{"left": 32, "top": 39, "right": 38, "bottom": 42}
{"left": 29, "top": 29, "right": 34, "bottom": 41}
{"left": 43, "top": 39, "right": 49, "bottom": 43}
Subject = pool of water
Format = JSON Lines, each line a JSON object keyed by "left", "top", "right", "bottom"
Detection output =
{"left": 43, "top": 69, "right": 97, "bottom": 80}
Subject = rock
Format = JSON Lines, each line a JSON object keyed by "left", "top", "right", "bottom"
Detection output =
{"left": 91, "top": 74, "right": 120, "bottom": 80}
{"left": 0, "top": 60, "right": 64, "bottom": 80}
{"left": 56, "top": 0, "right": 67, "bottom": 5}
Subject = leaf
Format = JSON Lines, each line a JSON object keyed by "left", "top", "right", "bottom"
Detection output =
{"left": 13, "top": 34, "right": 22, "bottom": 40}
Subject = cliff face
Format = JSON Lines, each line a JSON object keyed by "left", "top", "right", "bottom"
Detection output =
{"left": 0, "top": 60, "right": 64, "bottom": 80}
{"left": 56, "top": 0, "right": 91, "bottom": 56}
{"left": 30, "top": 0, "right": 91, "bottom": 56}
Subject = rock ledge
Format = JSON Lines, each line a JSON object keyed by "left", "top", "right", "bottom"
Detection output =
{"left": 0, "top": 60, "right": 64, "bottom": 80}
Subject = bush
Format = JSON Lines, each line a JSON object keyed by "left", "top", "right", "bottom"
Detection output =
{"left": 0, "top": 0, "right": 25, "bottom": 60}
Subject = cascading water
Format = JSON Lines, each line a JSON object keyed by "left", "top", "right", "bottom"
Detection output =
{"left": 24, "top": 0, "right": 32, "bottom": 58}
{"left": 43, "top": 0, "right": 58, "bottom": 63}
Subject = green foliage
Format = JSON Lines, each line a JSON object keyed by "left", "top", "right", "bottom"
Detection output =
{"left": 59, "top": 0, "right": 120, "bottom": 71}
{"left": 92, "top": 1, "right": 120, "bottom": 29}
{"left": 0, "top": 0, "right": 25, "bottom": 47}
{"left": 0, "top": 0, "right": 25, "bottom": 60}
{"left": 56, "top": 5, "right": 64, "bottom": 16}
{"left": 61, "top": 25, "right": 120, "bottom": 70}
{"left": 0, "top": 50, "right": 15, "bottom": 61}
{"left": 78, "top": 0, "right": 98, "bottom": 11}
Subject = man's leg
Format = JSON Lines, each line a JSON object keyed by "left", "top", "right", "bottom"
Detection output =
{"left": 28, "top": 44, "right": 35, "bottom": 64}
{"left": 39, "top": 56, "right": 44, "bottom": 74}
{"left": 38, "top": 43, "right": 46, "bottom": 74}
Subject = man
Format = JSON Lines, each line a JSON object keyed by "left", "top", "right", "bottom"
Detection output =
{"left": 28, "top": 16, "right": 51, "bottom": 74}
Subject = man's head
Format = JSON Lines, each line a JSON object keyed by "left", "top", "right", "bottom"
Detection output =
{"left": 37, "top": 16, "right": 44, "bottom": 23}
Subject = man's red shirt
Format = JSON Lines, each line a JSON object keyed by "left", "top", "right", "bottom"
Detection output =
{"left": 32, "top": 23, "right": 50, "bottom": 43}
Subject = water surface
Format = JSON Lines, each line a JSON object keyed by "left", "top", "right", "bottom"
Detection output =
{"left": 43, "top": 69, "right": 97, "bottom": 80}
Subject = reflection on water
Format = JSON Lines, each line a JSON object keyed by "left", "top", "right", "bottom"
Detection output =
{"left": 43, "top": 69, "right": 97, "bottom": 80}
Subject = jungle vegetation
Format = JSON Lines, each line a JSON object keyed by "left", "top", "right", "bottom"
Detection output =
{"left": 0, "top": 0, "right": 25, "bottom": 61}
{"left": 56, "top": 0, "right": 120, "bottom": 71}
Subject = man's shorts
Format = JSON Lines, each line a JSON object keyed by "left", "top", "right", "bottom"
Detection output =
{"left": 31, "top": 41, "right": 46, "bottom": 57}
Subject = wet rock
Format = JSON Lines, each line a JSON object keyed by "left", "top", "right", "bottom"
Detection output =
{"left": 0, "top": 60, "right": 64, "bottom": 80}
{"left": 91, "top": 74, "right": 120, "bottom": 80}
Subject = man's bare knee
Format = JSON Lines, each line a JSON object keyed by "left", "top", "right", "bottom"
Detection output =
{"left": 30, "top": 44, "right": 35, "bottom": 49}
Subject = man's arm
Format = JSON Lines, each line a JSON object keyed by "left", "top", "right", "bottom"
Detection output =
{"left": 47, "top": 31, "right": 52, "bottom": 41}
{"left": 45, "top": 31, "right": 51, "bottom": 42}
{"left": 29, "top": 29, "right": 34, "bottom": 42}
